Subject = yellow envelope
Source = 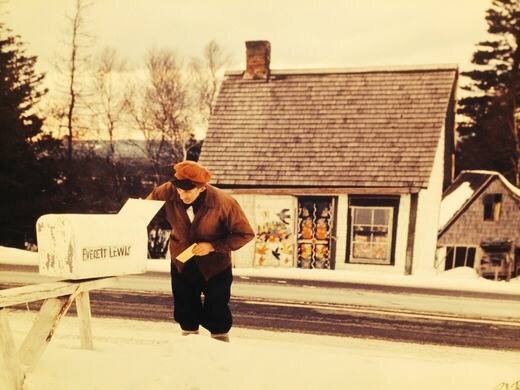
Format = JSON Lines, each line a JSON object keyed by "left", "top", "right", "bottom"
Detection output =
{"left": 176, "top": 243, "right": 197, "bottom": 263}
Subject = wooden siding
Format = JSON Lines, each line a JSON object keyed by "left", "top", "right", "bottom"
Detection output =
{"left": 438, "top": 178, "right": 520, "bottom": 247}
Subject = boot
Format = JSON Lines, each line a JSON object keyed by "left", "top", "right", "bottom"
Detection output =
{"left": 182, "top": 329, "right": 199, "bottom": 336}
{"left": 211, "top": 333, "right": 229, "bottom": 342}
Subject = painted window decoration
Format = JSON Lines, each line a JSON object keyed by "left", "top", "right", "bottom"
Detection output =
{"left": 444, "top": 246, "right": 476, "bottom": 270}
{"left": 254, "top": 197, "right": 295, "bottom": 267}
{"left": 297, "top": 197, "right": 335, "bottom": 269}
{"left": 350, "top": 206, "right": 393, "bottom": 264}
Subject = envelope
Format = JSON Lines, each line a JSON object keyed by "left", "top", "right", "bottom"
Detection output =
{"left": 176, "top": 243, "right": 197, "bottom": 263}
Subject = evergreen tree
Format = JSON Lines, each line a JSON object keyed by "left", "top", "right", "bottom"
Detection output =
{"left": 0, "top": 23, "right": 61, "bottom": 247}
{"left": 457, "top": 0, "right": 520, "bottom": 184}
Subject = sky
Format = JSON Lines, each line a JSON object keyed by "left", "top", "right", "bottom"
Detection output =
{"left": 1, "top": 0, "right": 494, "bottom": 140}
{"left": 4, "top": 0, "right": 492, "bottom": 80}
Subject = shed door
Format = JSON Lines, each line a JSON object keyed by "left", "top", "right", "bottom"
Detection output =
{"left": 254, "top": 196, "right": 296, "bottom": 267}
{"left": 297, "top": 197, "right": 336, "bottom": 269}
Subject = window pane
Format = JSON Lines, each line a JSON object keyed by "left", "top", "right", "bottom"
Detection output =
{"left": 373, "top": 233, "right": 388, "bottom": 243}
{"left": 372, "top": 243, "right": 388, "bottom": 260}
{"left": 353, "top": 225, "right": 370, "bottom": 236}
{"left": 353, "top": 232, "right": 369, "bottom": 242}
{"left": 467, "top": 247, "right": 476, "bottom": 268}
{"left": 483, "top": 203, "right": 493, "bottom": 220}
{"left": 373, "top": 209, "right": 389, "bottom": 225}
{"left": 354, "top": 208, "right": 371, "bottom": 225}
{"left": 372, "top": 226, "right": 388, "bottom": 237}
{"left": 353, "top": 242, "right": 372, "bottom": 259}
{"left": 445, "top": 247, "right": 454, "bottom": 270}
{"left": 455, "top": 247, "right": 467, "bottom": 267}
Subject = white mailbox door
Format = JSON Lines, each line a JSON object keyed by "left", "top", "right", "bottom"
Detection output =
{"left": 253, "top": 195, "right": 296, "bottom": 268}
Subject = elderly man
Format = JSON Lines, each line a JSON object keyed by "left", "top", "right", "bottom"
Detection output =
{"left": 146, "top": 160, "right": 255, "bottom": 342}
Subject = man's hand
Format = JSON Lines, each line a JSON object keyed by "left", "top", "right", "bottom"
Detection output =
{"left": 192, "top": 242, "right": 215, "bottom": 256}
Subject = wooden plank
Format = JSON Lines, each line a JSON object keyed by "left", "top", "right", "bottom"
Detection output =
{"left": 75, "top": 292, "right": 93, "bottom": 350}
{"left": 18, "top": 293, "right": 77, "bottom": 372}
{"left": 0, "top": 282, "right": 78, "bottom": 308}
{"left": 0, "top": 277, "right": 117, "bottom": 308}
{"left": 76, "top": 277, "right": 118, "bottom": 293}
{"left": 0, "top": 309, "right": 24, "bottom": 390}
{"left": 405, "top": 192, "right": 419, "bottom": 275}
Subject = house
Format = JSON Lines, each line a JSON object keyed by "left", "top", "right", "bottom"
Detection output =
{"left": 198, "top": 41, "right": 458, "bottom": 275}
{"left": 437, "top": 170, "right": 520, "bottom": 280}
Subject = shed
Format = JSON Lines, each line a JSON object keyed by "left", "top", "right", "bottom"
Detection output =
{"left": 437, "top": 170, "right": 520, "bottom": 280}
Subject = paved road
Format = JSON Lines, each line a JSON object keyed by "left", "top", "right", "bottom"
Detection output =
{"left": 3, "top": 265, "right": 520, "bottom": 321}
{"left": 2, "top": 277, "right": 520, "bottom": 351}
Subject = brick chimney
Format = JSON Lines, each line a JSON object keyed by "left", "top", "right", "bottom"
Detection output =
{"left": 244, "top": 40, "right": 271, "bottom": 80}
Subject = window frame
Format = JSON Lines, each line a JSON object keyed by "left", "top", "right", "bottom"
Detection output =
{"left": 444, "top": 245, "right": 477, "bottom": 270}
{"left": 483, "top": 193, "right": 502, "bottom": 221}
{"left": 346, "top": 196, "right": 399, "bottom": 265}
{"left": 349, "top": 206, "right": 394, "bottom": 264}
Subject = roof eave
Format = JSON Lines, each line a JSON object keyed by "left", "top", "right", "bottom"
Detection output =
{"left": 225, "top": 63, "right": 459, "bottom": 77}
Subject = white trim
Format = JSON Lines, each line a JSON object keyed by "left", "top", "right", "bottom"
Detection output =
{"left": 334, "top": 195, "right": 348, "bottom": 269}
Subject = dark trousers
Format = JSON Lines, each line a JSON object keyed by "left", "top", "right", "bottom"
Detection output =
{"left": 170, "top": 260, "right": 233, "bottom": 334}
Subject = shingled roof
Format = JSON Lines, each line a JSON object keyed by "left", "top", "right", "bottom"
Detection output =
{"left": 198, "top": 65, "right": 457, "bottom": 189}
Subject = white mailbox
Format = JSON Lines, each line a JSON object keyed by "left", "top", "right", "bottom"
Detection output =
{"left": 36, "top": 198, "right": 164, "bottom": 280}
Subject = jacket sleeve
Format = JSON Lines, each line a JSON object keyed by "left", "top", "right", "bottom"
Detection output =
{"left": 146, "top": 182, "right": 170, "bottom": 201}
{"left": 211, "top": 199, "right": 255, "bottom": 252}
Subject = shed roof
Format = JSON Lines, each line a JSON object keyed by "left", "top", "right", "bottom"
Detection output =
{"left": 199, "top": 65, "right": 457, "bottom": 189}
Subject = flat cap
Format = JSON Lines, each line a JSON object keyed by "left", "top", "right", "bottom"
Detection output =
{"left": 172, "top": 161, "right": 211, "bottom": 189}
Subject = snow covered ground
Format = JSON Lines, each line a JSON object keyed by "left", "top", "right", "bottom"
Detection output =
{"left": 2, "top": 246, "right": 520, "bottom": 389}
{"left": 6, "top": 309, "right": 519, "bottom": 390}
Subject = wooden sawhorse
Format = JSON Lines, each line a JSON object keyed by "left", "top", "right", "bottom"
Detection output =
{"left": 0, "top": 277, "right": 115, "bottom": 390}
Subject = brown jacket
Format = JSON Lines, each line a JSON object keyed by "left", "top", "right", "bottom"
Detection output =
{"left": 146, "top": 182, "right": 255, "bottom": 280}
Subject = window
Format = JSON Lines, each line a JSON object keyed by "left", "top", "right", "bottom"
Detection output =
{"left": 347, "top": 196, "right": 399, "bottom": 265}
{"left": 483, "top": 193, "right": 502, "bottom": 221}
{"left": 351, "top": 207, "right": 392, "bottom": 263}
{"left": 444, "top": 246, "right": 476, "bottom": 270}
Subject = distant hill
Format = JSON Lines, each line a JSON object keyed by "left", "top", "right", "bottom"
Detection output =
{"left": 75, "top": 138, "right": 202, "bottom": 161}
{"left": 75, "top": 140, "right": 152, "bottom": 160}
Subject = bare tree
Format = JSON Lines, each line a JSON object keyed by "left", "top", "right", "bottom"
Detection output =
{"left": 90, "top": 47, "right": 128, "bottom": 163}
{"left": 126, "top": 48, "right": 191, "bottom": 183}
{"left": 52, "top": 0, "right": 92, "bottom": 163}
{"left": 190, "top": 40, "right": 229, "bottom": 137}
{"left": 83, "top": 47, "right": 130, "bottom": 199}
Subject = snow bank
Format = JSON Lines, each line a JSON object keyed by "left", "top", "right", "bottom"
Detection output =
{"left": 438, "top": 181, "right": 474, "bottom": 229}
{"left": 5, "top": 310, "right": 519, "bottom": 390}
{"left": 437, "top": 266, "right": 480, "bottom": 279}
{"left": 0, "top": 245, "right": 38, "bottom": 265}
